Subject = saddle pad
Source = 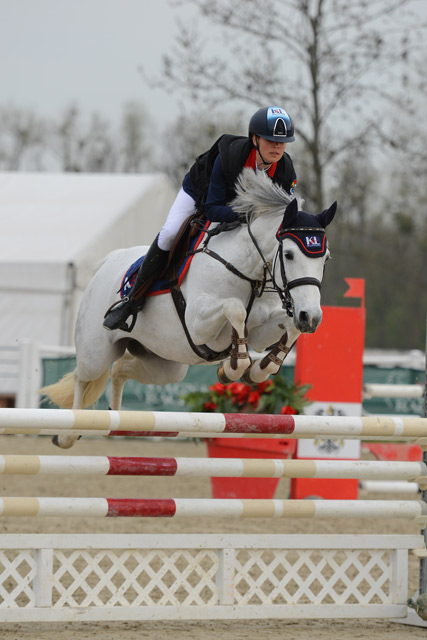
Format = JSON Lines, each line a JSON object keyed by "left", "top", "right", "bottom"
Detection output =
{"left": 119, "top": 222, "right": 210, "bottom": 298}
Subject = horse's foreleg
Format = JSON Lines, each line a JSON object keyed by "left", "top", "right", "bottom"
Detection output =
{"left": 217, "top": 299, "right": 251, "bottom": 384}
{"left": 241, "top": 331, "right": 297, "bottom": 384}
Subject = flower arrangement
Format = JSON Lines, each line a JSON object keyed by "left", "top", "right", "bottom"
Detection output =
{"left": 181, "top": 375, "right": 311, "bottom": 415}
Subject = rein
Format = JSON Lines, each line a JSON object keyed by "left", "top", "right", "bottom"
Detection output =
{"left": 192, "top": 220, "right": 325, "bottom": 318}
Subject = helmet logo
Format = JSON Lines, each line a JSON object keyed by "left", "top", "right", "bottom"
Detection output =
{"left": 273, "top": 118, "right": 287, "bottom": 137}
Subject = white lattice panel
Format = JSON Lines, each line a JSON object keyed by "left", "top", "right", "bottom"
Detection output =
{"left": 234, "top": 548, "right": 393, "bottom": 605}
{"left": 52, "top": 549, "right": 218, "bottom": 607}
{"left": 0, "top": 550, "right": 36, "bottom": 607}
{"left": 0, "top": 533, "right": 424, "bottom": 622}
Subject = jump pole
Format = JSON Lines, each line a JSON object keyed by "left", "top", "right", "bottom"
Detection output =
{"left": 1, "top": 408, "right": 427, "bottom": 439}
{"left": 363, "top": 383, "right": 424, "bottom": 399}
{"left": 0, "top": 497, "right": 426, "bottom": 521}
{"left": 1, "top": 455, "right": 426, "bottom": 483}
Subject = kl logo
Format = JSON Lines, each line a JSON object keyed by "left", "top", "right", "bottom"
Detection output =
{"left": 306, "top": 236, "right": 321, "bottom": 247}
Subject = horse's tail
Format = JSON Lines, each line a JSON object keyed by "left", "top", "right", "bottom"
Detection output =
{"left": 40, "top": 368, "right": 110, "bottom": 409}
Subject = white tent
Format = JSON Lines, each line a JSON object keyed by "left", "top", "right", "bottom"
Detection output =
{"left": 0, "top": 171, "right": 176, "bottom": 396}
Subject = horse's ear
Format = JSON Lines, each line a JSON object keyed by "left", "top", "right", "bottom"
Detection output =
{"left": 281, "top": 198, "right": 299, "bottom": 229}
{"left": 316, "top": 201, "right": 337, "bottom": 228}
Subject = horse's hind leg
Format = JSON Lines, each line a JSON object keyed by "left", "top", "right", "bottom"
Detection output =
{"left": 52, "top": 376, "right": 92, "bottom": 449}
{"left": 110, "top": 350, "right": 189, "bottom": 410}
{"left": 109, "top": 353, "right": 132, "bottom": 410}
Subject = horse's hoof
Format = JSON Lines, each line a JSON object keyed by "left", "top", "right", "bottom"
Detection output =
{"left": 217, "top": 363, "right": 232, "bottom": 385}
{"left": 51, "top": 434, "right": 81, "bottom": 449}
{"left": 240, "top": 369, "right": 258, "bottom": 386}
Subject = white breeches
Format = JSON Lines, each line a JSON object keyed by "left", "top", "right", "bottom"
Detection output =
{"left": 157, "top": 188, "right": 197, "bottom": 251}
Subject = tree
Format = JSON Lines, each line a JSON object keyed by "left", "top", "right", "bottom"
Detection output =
{"left": 0, "top": 105, "right": 47, "bottom": 170}
{"left": 330, "top": 149, "right": 379, "bottom": 227}
{"left": 321, "top": 195, "right": 427, "bottom": 349}
{"left": 153, "top": 0, "right": 426, "bottom": 211}
{"left": 120, "top": 101, "right": 150, "bottom": 173}
{"left": 0, "top": 102, "right": 152, "bottom": 174}
{"left": 158, "top": 111, "right": 246, "bottom": 189}
{"left": 51, "top": 105, "right": 118, "bottom": 173}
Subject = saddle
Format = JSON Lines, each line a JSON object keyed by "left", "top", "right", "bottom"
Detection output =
{"left": 119, "top": 214, "right": 206, "bottom": 301}
{"left": 164, "top": 213, "right": 205, "bottom": 281}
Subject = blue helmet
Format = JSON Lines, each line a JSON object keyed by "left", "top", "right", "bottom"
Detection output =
{"left": 249, "top": 106, "right": 295, "bottom": 143}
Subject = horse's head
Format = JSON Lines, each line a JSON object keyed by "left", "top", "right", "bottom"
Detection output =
{"left": 231, "top": 168, "right": 336, "bottom": 334}
{"left": 276, "top": 198, "right": 337, "bottom": 333}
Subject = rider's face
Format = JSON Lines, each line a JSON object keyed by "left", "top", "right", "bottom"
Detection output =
{"left": 253, "top": 135, "right": 287, "bottom": 166}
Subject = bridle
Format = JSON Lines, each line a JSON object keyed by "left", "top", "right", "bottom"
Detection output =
{"left": 192, "top": 218, "right": 325, "bottom": 318}
{"left": 246, "top": 221, "right": 325, "bottom": 317}
{"left": 171, "top": 218, "right": 326, "bottom": 362}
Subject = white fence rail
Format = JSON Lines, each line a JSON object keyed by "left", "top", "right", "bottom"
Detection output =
{"left": 363, "top": 383, "right": 424, "bottom": 400}
{"left": 0, "top": 533, "right": 423, "bottom": 622}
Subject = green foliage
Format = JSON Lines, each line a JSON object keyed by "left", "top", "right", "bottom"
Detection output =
{"left": 181, "top": 377, "right": 312, "bottom": 415}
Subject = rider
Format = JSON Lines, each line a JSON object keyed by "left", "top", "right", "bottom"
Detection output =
{"left": 103, "top": 105, "right": 297, "bottom": 332}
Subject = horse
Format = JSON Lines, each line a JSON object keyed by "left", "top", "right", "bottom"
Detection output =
{"left": 41, "top": 169, "right": 337, "bottom": 449}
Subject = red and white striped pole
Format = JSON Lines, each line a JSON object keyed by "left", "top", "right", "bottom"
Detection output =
{"left": 0, "top": 496, "right": 425, "bottom": 521}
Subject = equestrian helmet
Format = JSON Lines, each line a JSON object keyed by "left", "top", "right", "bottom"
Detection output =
{"left": 249, "top": 106, "right": 295, "bottom": 143}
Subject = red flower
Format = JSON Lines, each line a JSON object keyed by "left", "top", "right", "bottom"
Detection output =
{"left": 204, "top": 401, "right": 218, "bottom": 411}
{"left": 280, "top": 405, "right": 297, "bottom": 415}
{"left": 248, "top": 391, "right": 261, "bottom": 408}
{"left": 229, "top": 382, "right": 250, "bottom": 404}
{"left": 209, "top": 383, "right": 227, "bottom": 396}
{"left": 248, "top": 390, "right": 261, "bottom": 404}
{"left": 257, "top": 380, "right": 273, "bottom": 394}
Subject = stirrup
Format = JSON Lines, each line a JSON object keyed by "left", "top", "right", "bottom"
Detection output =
{"left": 103, "top": 297, "right": 138, "bottom": 333}
{"left": 120, "top": 311, "right": 138, "bottom": 333}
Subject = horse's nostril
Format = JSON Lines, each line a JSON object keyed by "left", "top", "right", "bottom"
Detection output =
{"left": 299, "top": 311, "right": 309, "bottom": 325}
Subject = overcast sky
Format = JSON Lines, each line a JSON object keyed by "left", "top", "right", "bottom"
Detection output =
{"left": 2, "top": 0, "right": 427, "bottom": 132}
{"left": 0, "top": 0, "right": 197, "bottom": 125}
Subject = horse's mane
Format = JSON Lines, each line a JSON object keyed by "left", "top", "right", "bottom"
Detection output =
{"left": 231, "top": 168, "right": 300, "bottom": 221}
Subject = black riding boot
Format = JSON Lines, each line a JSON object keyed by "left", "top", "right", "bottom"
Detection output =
{"left": 103, "top": 236, "right": 169, "bottom": 332}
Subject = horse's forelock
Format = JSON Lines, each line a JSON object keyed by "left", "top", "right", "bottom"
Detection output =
{"left": 231, "top": 168, "right": 296, "bottom": 221}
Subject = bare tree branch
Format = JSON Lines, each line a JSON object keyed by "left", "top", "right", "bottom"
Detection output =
{"left": 147, "top": 0, "right": 427, "bottom": 209}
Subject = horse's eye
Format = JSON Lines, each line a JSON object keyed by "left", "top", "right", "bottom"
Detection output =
{"left": 284, "top": 251, "right": 294, "bottom": 260}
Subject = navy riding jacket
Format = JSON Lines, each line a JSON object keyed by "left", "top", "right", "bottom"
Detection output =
{"left": 182, "top": 135, "right": 297, "bottom": 223}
